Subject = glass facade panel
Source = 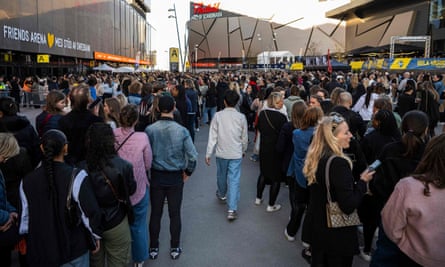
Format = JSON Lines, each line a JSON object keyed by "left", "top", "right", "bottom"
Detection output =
{"left": 0, "top": 0, "right": 147, "bottom": 59}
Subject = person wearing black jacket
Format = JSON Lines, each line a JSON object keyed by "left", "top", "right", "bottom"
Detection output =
{"left": 302, "top": 114, "right": 375, "bottom": 267}
{"left": 83, "top": 122, "right": 136, "bottom": 267}
{"left": 370, "top": 110, "right": 429, "bottom": 267}
{"left": 0, "top": 96, "right": 41, "bottom": 168}
{"left": 331, "top": 92, "right": 366, "bottom": 140}
{"left": 58, "top": 84, "right": 103, "bottom": 165}
{"left": 20, "top": 130, "right": 102, "bottom": 267}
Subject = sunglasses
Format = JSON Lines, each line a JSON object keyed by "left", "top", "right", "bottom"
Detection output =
{"left": 329, "top": 112, "right": 345, "bottom": 131}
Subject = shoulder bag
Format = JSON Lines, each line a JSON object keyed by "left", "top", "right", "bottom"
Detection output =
{"left": 325, "top": 155, "right": 361, "bottom": 228}
{"left": 101, "top": 170, "right": 135, "bottom": 224}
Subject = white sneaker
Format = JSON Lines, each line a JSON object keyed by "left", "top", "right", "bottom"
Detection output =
{"left": 284, "top": 228, "right": 295, "bottom": 242}
{"left": 254, "top": 198, "right": 263, "bottom": 205}
{"left": 266, "top": 204, "right": 281, "bottom": 212}
{"left": 360, "top": 250, "right": 372, "bottom": 262}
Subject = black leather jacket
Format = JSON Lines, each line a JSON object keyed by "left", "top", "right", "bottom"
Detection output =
{"left": 82, "top": 155, "right": 136, "bottom": 231}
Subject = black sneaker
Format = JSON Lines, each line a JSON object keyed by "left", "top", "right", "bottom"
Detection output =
{"left": 149, "top": 248, "right": 159, "bottom": 259}
{"left": 301, "top": 247, "right": 311, "bottom": 264}
{"left": 170, "top": 247, "right": 182, "bottom": 260}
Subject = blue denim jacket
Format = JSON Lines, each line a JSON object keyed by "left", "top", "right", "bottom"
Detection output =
{"left": 0, "top": 170, "right": 16, "bottom": 225}
{"left": 145, "top": 118, "right": 198, "bottom": 175}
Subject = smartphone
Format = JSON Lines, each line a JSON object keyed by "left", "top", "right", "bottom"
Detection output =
{"left": 88, "top": 98, "right": 102, "bottom": 110}
{"left": 368, "top": 160, "right": 382, "bottom": 172}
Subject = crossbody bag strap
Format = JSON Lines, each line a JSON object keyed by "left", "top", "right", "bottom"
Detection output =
{"left": 264, "top": 110, "right": 278, "bottom": 133}
{"left": 325, "top": 155, "right": 337, "bottom": 203}
{"left": 66, "top": 167, "right": 78, "bottom": 210}
{"left": 101, "top": 170, "right": 121, "bottom": 201}
{"left": 116, "top": 132, "right": 135, "bottom": 152}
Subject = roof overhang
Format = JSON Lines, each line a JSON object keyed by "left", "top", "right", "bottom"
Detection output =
{"left": 326, "top": 0, "right": 428, "bottom": 20}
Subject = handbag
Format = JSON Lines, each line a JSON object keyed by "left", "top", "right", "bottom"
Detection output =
{"left": 101, "top": 170, "right": 135, "bottom": 224}
{"left": 325, "top": 155, "right": 361, "bottom": 228}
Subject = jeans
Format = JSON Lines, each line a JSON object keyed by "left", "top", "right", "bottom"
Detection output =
{"left": 90, "top": 216, "right": 132, "bottom": 267}
{"left": 61, "top": 252, "right": 89, "bottom": 267}
{"left": 130, "top": 187, "right": 149, "bottom": 262}
{"left": 203, "top": 106, "right": 216, "bottom": 124}
{"left": 149, "top": 182, "right": 184, "bottom": 248}
{"left": 216, "top": 157, "right": 242, "bottom": 211}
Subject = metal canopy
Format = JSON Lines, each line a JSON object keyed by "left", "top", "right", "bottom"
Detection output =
{"left": 390, "top": 36, "right": 431, "bottom": 59}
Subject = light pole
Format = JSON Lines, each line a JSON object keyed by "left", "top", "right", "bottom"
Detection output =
{"left": 194, "top": 44, "right": 198, "bottom": 73}
{"left": 258, "top": 33, "right": 267, "bottom": 71}
{"left": 168, "top": 4, "right": 183, "bottom": 73}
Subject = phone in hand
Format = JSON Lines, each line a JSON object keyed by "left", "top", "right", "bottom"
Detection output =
{"left": 368, "top": 160, "right": 382, "bottom": 172}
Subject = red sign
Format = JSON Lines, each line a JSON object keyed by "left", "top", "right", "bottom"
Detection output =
{"left": 193, "top": 2, "right": 220, "bottom": 14}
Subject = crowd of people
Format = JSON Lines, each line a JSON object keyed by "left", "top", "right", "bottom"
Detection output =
{"left": 0, "top": 68, "right": 444, "bottom": 267}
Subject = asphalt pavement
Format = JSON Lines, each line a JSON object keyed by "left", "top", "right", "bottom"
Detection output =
{"left": 14, "top": 106, "right": 371, "bottom": 267}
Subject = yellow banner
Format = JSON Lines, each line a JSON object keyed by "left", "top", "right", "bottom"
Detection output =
{"left": 290, "top": 62, "right": 303, "bottom": 70}
{"left": 169, "top": 48, "right": 179, "bottom": 63}
{"left": 390, "top": 58, "right": 411, "bottom": 70}
{"left": 37, "top": 54, "right": 50, "bottom": 63}
{"left": 350, "top": 61, "right": 364, "bottom": 69}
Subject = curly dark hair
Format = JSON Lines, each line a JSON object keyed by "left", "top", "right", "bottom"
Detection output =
{"left": 85, "top": 122, "right": 116, "bottom": 171}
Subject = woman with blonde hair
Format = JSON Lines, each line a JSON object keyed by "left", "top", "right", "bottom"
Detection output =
{"left": 302, "top": 113, "right": 375, "bottom": 267}
{"left": 0, "top": 133, "right": 20, "bottom": 266}
{"left": 256, "top": 92, "right": 288, "bottom": 212}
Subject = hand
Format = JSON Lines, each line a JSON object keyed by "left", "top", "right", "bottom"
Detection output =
{"left": 0, "top": 212, "right": 16, "bottom": 232}
{"left": 91, "top": 240, "right": 101, "bottom": 254}
{"left": 182, "top": 172, "right": 190, "bottom": 182}
{"left": 360, "top": 169, "right": 375, "bottom": 183}
{"left": 205, "top": 157, "right": 211, "bottom": 166}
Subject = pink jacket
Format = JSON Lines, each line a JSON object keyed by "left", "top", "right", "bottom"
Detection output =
{"left": 382, "top": 177, "right": 445, "bottom": 267}
{"left": 114, "top": 128, "right": 152, "bottom": 205}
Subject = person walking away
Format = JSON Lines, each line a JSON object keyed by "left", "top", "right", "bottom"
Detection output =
{"left": 114, "top": 104, "right": 152, "bottom": 267}
{"left": 19, "top": 130, "right": 102, "bottom": 267}
{"left": 256, "top": 92, "right": 288, "bottom": 212}
{"left": 205, "top": 90, "right": 248, "bottom": 221}
{"left": 145, "top": 95, "right": 198, "bottom": 260}
{"left": 381, "top": 133, "right": 445, "bottom": 267}
{"left": 83, "top": 122, "right": 136, "bottom": 267}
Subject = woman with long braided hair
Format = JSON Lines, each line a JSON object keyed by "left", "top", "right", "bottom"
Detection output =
{"left": 19, "top": 129, "right": 102, "bottom": 267}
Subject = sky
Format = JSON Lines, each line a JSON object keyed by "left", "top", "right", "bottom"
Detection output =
{"left": 146, "top": 0, "right": 349, "bottom": 70}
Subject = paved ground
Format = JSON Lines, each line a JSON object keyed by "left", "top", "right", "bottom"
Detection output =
{"left": 13, "top": 106, "right": 374, "bottom": 267}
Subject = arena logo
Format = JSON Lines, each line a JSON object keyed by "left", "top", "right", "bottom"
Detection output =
{"left": 193, "top": 2, "right": 220, "bottom": 14}
{"left": 2, "top": 24, "right": 91, "bottom": 52}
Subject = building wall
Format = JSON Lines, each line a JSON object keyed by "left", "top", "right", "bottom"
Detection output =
{"left": 0, "top": 0, "right": 147, "bottom": 60}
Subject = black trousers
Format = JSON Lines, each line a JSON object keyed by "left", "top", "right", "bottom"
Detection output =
{"left": 311, "top": 250, "right": 353, "bottom": 267}
{"left": 286, "top": 178, "right": 309, "bottom": 236}
{"left": 256, "top": 173, "right": 280, "bottom": 206}
{"left": 149, "top": 183, "right": 184, "bottom": 248}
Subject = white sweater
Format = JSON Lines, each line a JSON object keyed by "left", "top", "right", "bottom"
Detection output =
{"left": 206, "top": 107, "right": 248, "bottom": 159}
